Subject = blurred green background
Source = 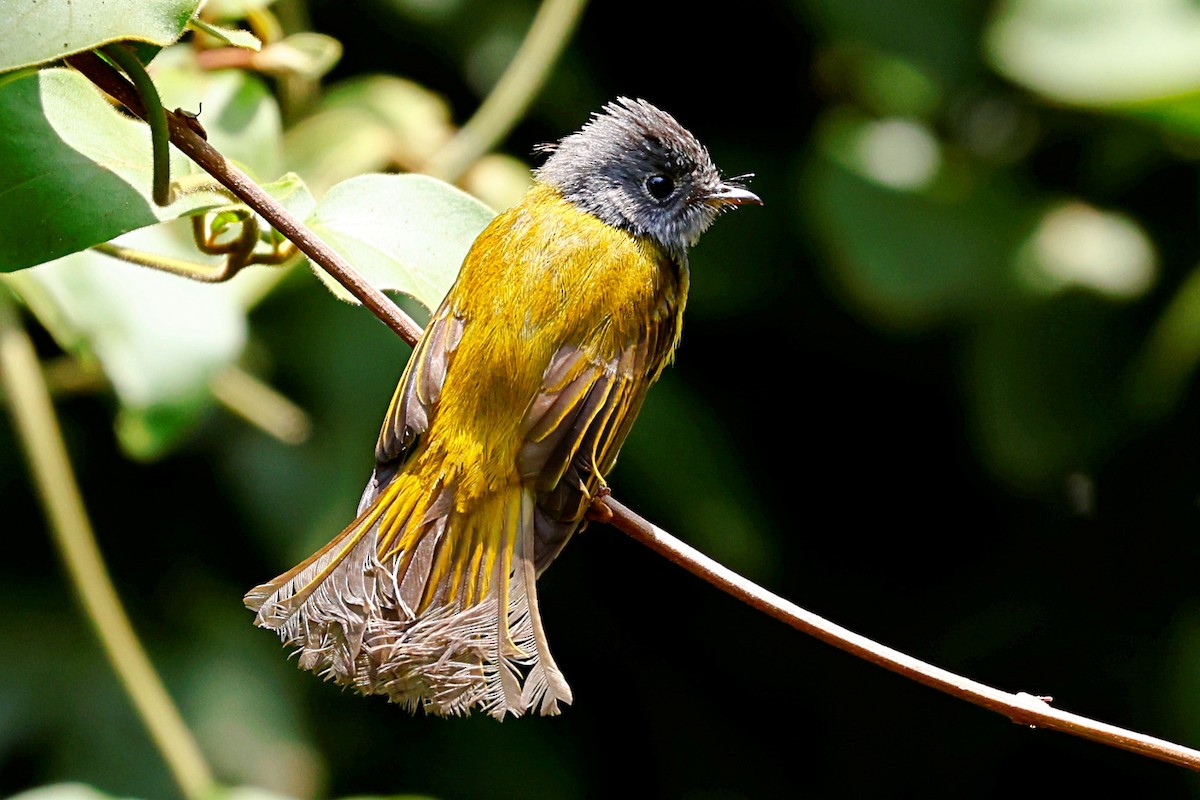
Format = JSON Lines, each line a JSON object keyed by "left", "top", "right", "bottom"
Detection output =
{"left": 9, "top": 0, "right": 1200, "bottom": 797}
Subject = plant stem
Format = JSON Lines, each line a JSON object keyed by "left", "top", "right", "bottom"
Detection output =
{"left": 102, "top": 44, "right": 171, "bottom": 206}
{"left": 92, "top": 241, "right": 238, "bottom": 283}
{"left": 209, "top": 364, "right": 312, "bottom": 445}
{"left": 0, "top": 291, "right": 218, "bottom": 799}
{"left": 422, "top": 0, "right": 588, "bottom": 183}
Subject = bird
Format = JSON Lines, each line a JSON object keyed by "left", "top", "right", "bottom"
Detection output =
{"left": 245, "top": 97, "right": 760, "bottom": 719}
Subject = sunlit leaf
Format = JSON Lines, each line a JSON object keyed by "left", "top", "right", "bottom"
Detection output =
{"left": 986, "top": 0, "right": 1200, "bottom": 106}
{"left": 1014, "top": 201, "right": 1157, "bottom": 300}
{"left": 260, "top": 172, "right": 317, "bottom": 222}
{"left": 987, "top": 0, "right": 1200, "bottom": 135}
{"left": 216, "top": 791, "right": 299, "bottom": 800}
{"left": 0, "top": 0, "right": 200, "bottom": 72}
{"left": 0, "top": 68, "right": 226, "bottom": 272}
{"left": 255, "top": 33, "right": 342, "bottom": 81}
{"left": 5, "top": 785, "right": 142, "bottom": 800}
{"left": 188, "top": 17, "right": 262, "bottom": 51}
{"left": 5, "top": 222, "right": 247, "bottom": 459}
{"left": 283, "top": 75, "right": 454, "bottom": 195}
{"left": 304, "top": 174, "right": 494, "bottom": 312}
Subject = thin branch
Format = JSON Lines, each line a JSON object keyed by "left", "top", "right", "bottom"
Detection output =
{"left": 422, "top": 0, "right": 588, "bottom": 183}
{"left": 0, "top": 291, "right": 218, "bottom": 799}
{"left": 66, "top": 50, "right": 1200, "bottom": 772}
{"left": 602, "top": 496, "right": 1200, "bottom": 770}
{"left": 92, "top": 241, "right": 245, "bottom": 283}
{"left": 64, "top": 51, "right": 424, "bottom": 347}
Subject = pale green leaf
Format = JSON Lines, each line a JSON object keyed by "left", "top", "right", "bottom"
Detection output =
{"left": 256, "top": 33, "right": 343, "bottom": 81}
{"left": 986, "top": 0, "right": 1200, "bottom": 106}
{"left": 5, "top": 222, "right": 248, "bottom": 459}
{"left": 0, "top": 0, "right": 201, "bottom": 72}
{"left": 5, "top": 784, "right": 141, "bottom": 800}
{"left": 304, "top": 174, "right": 495, "bottom": 312}
{"left": 283, "top": 74, "right": 454, "bottom": 196}
{"left": 0, "top": 68, "right": 228, "bottom": 272}
{"left": 261, "top": 172, "right": 317, "bottom": 222}
{"left": 188, "top": 17, "right": 262, "bottom": 51}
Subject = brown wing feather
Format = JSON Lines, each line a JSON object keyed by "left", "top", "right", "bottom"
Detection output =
{"left": 517, "top": 313, "right": 676, "bottom": 573}
{"left": 358, "top": 309, "right": 464, "bottom": 513}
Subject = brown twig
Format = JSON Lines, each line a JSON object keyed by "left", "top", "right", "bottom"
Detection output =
{"left": 65, "top": 51, "right": 423, "bottom": 347}
{"left": 604, "top": 496, "right": 1200, "bottom": 770}
{"left": 65, "top": 50, "right": 1200, "bottom": 772}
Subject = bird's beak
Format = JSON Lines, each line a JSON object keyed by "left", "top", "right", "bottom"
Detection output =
{"left": 707, "top": 183, "right": 762, "bottom": 207}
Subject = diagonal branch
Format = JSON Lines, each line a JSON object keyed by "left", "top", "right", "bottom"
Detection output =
{"left": 64, "top": 51, "right": 424, "bottom": 348}
{"left": 604, "top": 496, "right": 1200, "bottom": 770}
{"left": 65, "top": 50, "right": 1200, "bottom": 773}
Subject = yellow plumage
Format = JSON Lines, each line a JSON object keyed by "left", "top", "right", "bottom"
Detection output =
{"left": 246, "top": 186, "right": 684, "bottom": 717}
{"left": 245, "top": 98, "right": 757, "bottom": 718}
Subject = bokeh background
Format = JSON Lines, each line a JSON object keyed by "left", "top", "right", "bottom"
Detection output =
{"left": 8, "top": 0, "right": 1200, "bottom": 797}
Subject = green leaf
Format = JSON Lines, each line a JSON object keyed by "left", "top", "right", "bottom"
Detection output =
{"left": 5, "top": 784, "right": 142, "bottom": 800}
{"left": 986, "top": 0, "right": 1200, "bottom": 107}
{"left": 986, "top": 0, "right": 1200, "bottom": 136}
{"left": 304, "top": 173, "right": 495, "bottom": 313}
{"left": 255, "top": 33, "right": 343, "bottom": 81}
{"left": 802, "top": 111, "right": 1036, "bottom": 330}
{"left": 0, "top": 0, "right": 201, "bottom": 72}
{"left": 0, "top": 68, "right": 227, "bottom": 272}
{"left": 1126, "top": 263, "right": 1200, "bottom": 419}
{"left": 261, "top": 173, "right": 317, "bottom": 222}
{"left": 187, "top": 17, "right": 262, "bottom": 51}
{"left": 283, "top": 74, "right": 454, "bottom": 196}
{"left": 5, "top": 221, "right": 248, "bottom": 459}
{"left": 797, "top": 0, "right": 983, "bottom": 86}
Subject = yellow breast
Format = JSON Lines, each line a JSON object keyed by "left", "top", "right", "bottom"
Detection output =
{"left": 422, "top": 183, "right": 686, "bottom": 492}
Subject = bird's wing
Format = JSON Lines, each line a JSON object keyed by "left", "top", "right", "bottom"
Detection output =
{"left": 517, "top": 312, "right": 676, "bottom": 573}
{"left": 358, "top": 306, "right": 464, "bottom": 512}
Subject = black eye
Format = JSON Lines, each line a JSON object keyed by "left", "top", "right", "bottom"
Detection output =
{"left": 646, "top": 174, "right": 675, "bottom": 201}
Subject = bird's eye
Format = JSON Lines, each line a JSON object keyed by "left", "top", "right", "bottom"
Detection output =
{"left": 646, "top": 174, "right": 675, "bottom": 201}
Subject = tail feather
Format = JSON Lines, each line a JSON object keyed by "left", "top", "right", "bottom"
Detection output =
{"left": 244, "top": 473, "right": 573, "bottom": 719}
{"left": 516, "top": 490, "right": 573, "bottom": 714}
